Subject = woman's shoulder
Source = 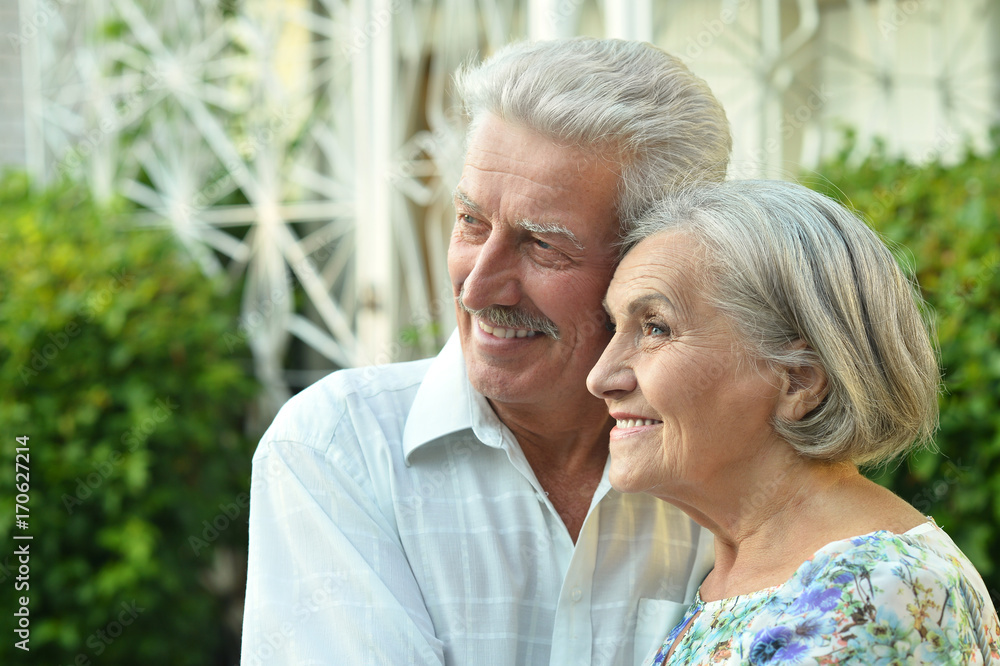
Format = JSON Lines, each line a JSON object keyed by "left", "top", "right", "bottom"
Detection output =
{"left": 765, "top": 519, "right": 1000, "bottom": 663}
{"left": 799, "top": 519, "right": 973, "bottom": 583}
{"left": 747, "top": 523, "right": 1000, "bottom": 664}
{"left": 786, "top": 519, "right": 982, "bottom": 600}
{"left": 674, "top": 521, "right": 1000, "bottom": 665}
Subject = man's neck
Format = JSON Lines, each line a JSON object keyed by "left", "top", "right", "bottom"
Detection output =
{"left": 489, "top": 394, "right": 612, "bottom": 543}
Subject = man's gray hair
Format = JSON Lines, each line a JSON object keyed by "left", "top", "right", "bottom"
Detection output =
{"left": 454, "top": 38, "right": 732, "bottom": 226}
{"left": 624, "top": 180, "right": 940, "bottom": 466}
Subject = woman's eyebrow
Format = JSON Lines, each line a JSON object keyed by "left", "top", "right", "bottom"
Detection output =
{"left": 605, "top": 292, "right": 674, "bottom": 317}
{"left": 628, "top": 293, "right": 673, "bottom": 314}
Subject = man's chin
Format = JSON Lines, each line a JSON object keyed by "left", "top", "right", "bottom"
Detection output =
{"left": 465, "top": 362, "right": 536, "bottom": 405}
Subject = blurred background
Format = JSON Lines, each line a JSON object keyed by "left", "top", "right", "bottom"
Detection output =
{"left": 0, "top": 0, "right": 997, "bottom": 663}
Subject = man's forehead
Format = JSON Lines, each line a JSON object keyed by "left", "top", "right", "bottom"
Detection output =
{"left": 456, "top": 116, "right": 622, "bottom": 242}
{"left": 462, "top": 116, "right": 620, "bottom": 192}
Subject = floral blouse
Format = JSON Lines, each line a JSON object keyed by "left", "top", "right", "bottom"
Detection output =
{"left": 648, "top": 520, "right": 1000, "bottom": 665}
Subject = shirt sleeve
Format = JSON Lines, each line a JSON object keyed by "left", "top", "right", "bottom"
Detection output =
{"left": 241, "top": 430, "right": 445, "bottom": 665}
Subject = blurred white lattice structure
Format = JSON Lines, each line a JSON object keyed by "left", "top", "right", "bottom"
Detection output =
{"left": 13, "top": 0, "right": 999, "bottom": 416}
{"left": 652, "top": 0, "right": 1000, "bottom": 177}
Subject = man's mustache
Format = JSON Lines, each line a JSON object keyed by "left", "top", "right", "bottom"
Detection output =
{"left": 456, "top": 288, "right": 561, "bottom": 340}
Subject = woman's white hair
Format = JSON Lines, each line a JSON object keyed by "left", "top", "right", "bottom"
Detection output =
{"left": 454, "top": 38, "right": 732, "bottom": 225}
{"left": 624, "top": 180, "right": 940, "bottom": 466}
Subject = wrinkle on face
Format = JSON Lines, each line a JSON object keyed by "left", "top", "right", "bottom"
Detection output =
{"left": 591, "top": 231, "right": 784, "bottom": 499}
{"left": 447, "top": 115, "right": 622, "bottom": 412}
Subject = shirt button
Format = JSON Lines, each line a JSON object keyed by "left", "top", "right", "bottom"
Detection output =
{"left": 570, "top": 587, "right": 582, "bottom": 602}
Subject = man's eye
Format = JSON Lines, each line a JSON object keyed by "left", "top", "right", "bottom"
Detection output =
{"left": 605, "top": 319, "right": 616, "bottom": 333}
{"left": 534, "top": 239, "right": 552, "bottom": 250}
{"left": 459, "top": 213, "right": 477, "bottom": 224}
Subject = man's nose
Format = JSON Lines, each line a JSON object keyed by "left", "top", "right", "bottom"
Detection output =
{"left": 461, "top": 235, "right": 523, "bottom": 310}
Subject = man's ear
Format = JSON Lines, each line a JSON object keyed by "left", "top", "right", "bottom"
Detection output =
{"left": 775, "top": 341, "right": 829, "bottom": 422}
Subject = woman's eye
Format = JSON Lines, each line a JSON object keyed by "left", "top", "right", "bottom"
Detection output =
{"left": 643, "top": 322, "right": 671, "bottom": 337}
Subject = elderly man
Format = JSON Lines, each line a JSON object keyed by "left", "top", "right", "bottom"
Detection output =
{"left": 242, "top": 38, "right": 731, "bottom": 666}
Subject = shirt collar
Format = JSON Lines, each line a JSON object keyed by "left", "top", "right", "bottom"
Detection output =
{"left": 403, "top": 330, "right": 506, "bottom": 463}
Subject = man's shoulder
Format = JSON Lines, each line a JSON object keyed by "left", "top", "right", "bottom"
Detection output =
{"left": 316, "top": 355, "right": 438, "bottom": 400}
{"left": 257, "top": 356, "right": 438, "bottom": 456}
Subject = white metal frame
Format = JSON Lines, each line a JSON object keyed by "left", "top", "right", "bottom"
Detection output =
{"left": 18, "top": 0, "right": 998, "bottom": 418}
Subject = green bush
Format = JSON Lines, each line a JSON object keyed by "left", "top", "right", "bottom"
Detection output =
{"left": 0, "top": 173, "right": 257, "bottom": 664}
{"left": 807, "top": 131, "right": 1000, "bottom": 602}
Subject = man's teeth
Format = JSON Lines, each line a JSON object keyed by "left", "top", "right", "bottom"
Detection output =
{"left": 477, "top": 320, "right": 537, "bottom": 338}
{"left": 616, "top": 418, "right": 662, "bottom": 428}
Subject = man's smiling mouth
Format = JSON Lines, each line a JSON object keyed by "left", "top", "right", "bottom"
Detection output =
{"left": 477, "top": 319, "right": 539, "bottom": 339}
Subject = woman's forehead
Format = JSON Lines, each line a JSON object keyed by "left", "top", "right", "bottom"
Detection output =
{"left": 607, "top": 232, "right": 711, "bottom": 313}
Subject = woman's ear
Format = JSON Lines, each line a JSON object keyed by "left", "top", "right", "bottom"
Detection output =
{"left": 776, "top": 341, "right": 829, "bottom": 422}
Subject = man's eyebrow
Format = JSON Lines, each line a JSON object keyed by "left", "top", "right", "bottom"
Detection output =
{"left": 517, "top": 219, "right": 584, "bottom": 251}
{"left": 452, "top": 188, "right": 484, "bottom": 216}
{"left": 453, "top": 187, "right": 584, "bottom": 251}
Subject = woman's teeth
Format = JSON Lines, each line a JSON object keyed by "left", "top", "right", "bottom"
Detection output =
{"left": 616, "top": 418, "right": 662, "bottom": 428}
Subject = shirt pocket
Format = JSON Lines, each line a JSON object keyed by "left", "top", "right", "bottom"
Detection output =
{"left": 633, "top": 598, "right": 690, "bottom": 666}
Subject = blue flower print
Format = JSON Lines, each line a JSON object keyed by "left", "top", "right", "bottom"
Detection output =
{"left": 749, "top": 626, "right": 794, "bottom": 664}
{"left": 789, "top": 585, "right": 841, "bottom": 614}
{"left": 850, "top": 533, "right": 885, "bottom": 548}
{"left": 793, "top": 609, "right": 838, "bottom": 640}
{"left": 771, "top": 640, "right": 811, "bottom": 665}
{"left": 642, "top": 523, "right": 1000, "bottom": 664}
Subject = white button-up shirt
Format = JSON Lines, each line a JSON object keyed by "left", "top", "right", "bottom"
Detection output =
{"left": 242, "top": 332, "right": 713, "bottom": 666}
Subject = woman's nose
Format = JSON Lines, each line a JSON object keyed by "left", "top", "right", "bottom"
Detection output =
{"left": 587, "top": 339, "right": 637, "bottom": 399}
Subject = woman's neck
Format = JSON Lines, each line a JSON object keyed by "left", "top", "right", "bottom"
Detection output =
{"left": 685, "top": 458, "right": 923, "bottom": 601}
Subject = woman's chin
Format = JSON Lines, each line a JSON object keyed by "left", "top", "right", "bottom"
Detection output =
{"left": 608, "top": 466, "right": 660, "bottom": 496}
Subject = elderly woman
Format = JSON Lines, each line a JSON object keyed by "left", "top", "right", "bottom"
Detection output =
{"left": 587, "top": 180, "right": 1000, "bottom": 664}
